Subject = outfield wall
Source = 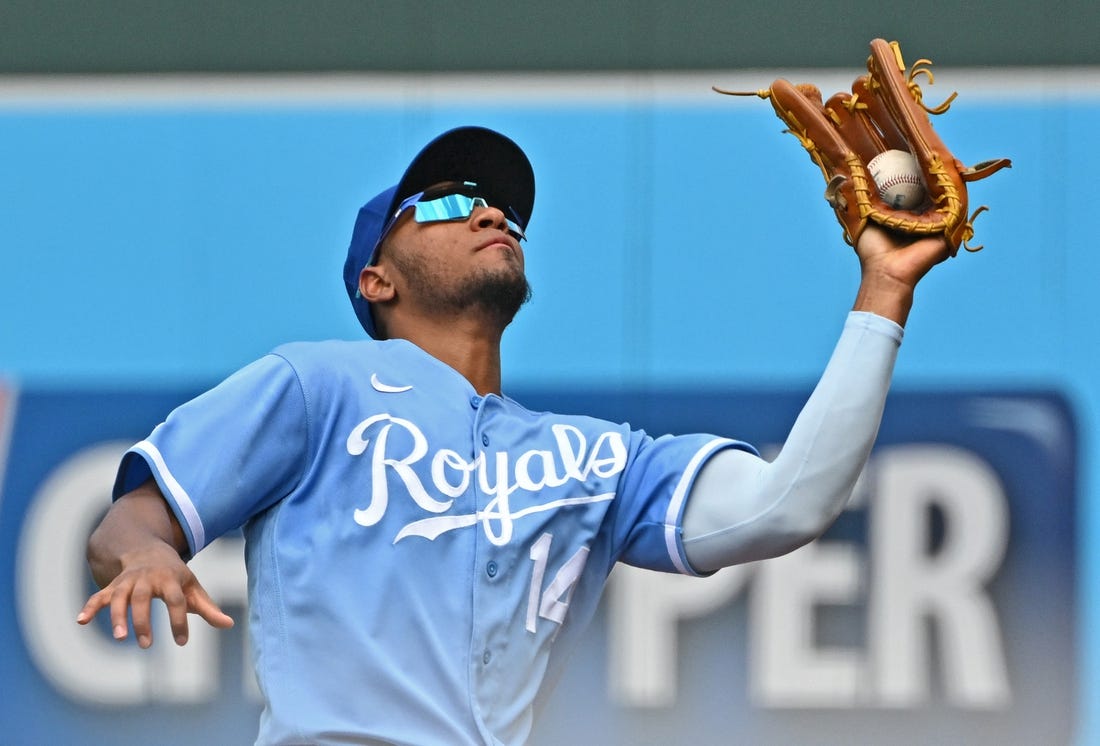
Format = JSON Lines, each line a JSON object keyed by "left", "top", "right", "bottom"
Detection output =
{"left": 0, "top": 71, "right": 1092, "bottom": 744}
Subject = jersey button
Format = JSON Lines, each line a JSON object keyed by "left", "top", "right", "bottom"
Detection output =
{"left": 483, "top": 650, "right": 492, "bottom": 665}
{"left": 481, "top": 433, "right": 490, "bottom": 447}
{"left": 486, "top": 561, "right": 498, "bottom": 578}
{"left": 470, "top": 395, "right": 482, "bottom": 408}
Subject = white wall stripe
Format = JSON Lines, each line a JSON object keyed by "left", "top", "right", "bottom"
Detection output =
{"left": 0, "top": 68, "right": 1098, "bottom": 109}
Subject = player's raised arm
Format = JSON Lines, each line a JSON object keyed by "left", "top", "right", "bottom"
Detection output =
{"left": 681, "top": 227, "right": 948, "bottom": 572}
{"left": 77, "top": 478, "right": 233, "bottom": 647}
{"left": 684, "top": 36, "right": 1013, "bottom": 572}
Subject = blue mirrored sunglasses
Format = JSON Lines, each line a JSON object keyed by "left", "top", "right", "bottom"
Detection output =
{"left": 382, "top": 184, "right": 525, "bottom": 245}
{"left": 413, "top": 190, "right": 526, "bottom": 240}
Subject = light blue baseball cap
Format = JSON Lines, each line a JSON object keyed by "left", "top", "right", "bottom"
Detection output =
{"left": 343, "top": 126, "right": 535, "bottom": 338}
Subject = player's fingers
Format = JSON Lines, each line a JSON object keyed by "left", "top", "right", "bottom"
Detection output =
{"left": 76, "top": 588, "right": 111, "bottom": 625}
{"left": 187, "top": 586, "right": 235, "bottom": 630}
{"left": 107, "top": 582, "right": 134, "bottom": 641}
{"left": 128, "top": 581, "right": 155, "bottom": 648}
{"left": 162, "top": 585, "right": 191, "bottom": 646}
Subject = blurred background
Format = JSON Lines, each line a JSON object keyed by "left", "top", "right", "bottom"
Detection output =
{"left": 0, "top": 1, "right": 1093, "bottom": 743}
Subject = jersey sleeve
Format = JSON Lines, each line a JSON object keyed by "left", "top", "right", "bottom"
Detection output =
{"left": 610, "top": 432, "right": 755, "bottom": 575}
{"left": 113, "top": 353, "right": 309, "bottom": 556}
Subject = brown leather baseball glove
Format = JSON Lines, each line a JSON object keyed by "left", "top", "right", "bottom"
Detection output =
{"left": 716, "top": 38, "right": 1011, "bottom": 254}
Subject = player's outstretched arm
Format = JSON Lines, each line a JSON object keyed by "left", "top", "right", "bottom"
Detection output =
{"left": 681, "top": 227, "right": 949, "bottom": 572}
{"left": 77, "top": 479, "right": 233, "bottom": 647}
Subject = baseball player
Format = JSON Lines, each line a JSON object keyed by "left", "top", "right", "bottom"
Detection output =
{"left": 78, "top": 125, "right": 951, "bottom": 745}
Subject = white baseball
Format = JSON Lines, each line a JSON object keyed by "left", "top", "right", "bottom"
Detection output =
{"left": 868, "top": 149, "right": 926, "bottom": 210}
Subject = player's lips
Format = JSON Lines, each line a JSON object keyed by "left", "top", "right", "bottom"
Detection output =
{"left": 476, "top": 234, "right": 518, "bottom": 255}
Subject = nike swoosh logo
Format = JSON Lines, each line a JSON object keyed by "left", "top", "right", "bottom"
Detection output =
{"left": 371, "top": 373, "right": 413, "bottom": 393}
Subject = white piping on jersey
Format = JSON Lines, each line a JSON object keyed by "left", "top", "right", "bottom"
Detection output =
{"left": 131, "top": 439, "right": 206, "bottom": 551}
{"left": 393, "top": 492, "right": 615, "bottom": 543}
{"left": 370, "top": 373, "right": 413, "bottom": 393}
{"left": 663, "top": 437, "right": 737, "bottom": 575}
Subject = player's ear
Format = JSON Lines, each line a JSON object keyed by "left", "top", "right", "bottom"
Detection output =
{"left": 359, "top": 265, "right": 395, "bottom": 303}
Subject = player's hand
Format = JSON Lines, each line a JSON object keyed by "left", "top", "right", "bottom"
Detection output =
{"left": 851, "top": 225, "right": 953, "bottom": 326}
{"left": 856, "top": 224, "right": 953, "bottom": 287}
{"left": 76, "top": 543, "right": 234, "bottom": 648}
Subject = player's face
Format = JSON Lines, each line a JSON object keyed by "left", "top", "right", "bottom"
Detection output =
{"left": 377, "top": 184, "right": 531, "bottom": 329}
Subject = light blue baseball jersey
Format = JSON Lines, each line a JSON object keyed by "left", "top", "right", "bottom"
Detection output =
{"left": 114, "top": 338, "right": 751, "bottom": 745}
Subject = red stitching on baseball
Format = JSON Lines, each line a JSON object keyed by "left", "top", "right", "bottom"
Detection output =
{"left": 877, "top": 175, "right": 922, "bottom": 189}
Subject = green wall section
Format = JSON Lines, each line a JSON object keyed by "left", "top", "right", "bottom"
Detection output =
{"left": 0, "top": 0, "right": 1095, "bottom": 73}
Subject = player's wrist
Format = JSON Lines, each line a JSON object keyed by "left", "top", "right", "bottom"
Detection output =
{"left": 117, "top": 541, "right": 187, "bottom": 573}
{"left": 851, "top": 273, "right": 915, "bottom": 327}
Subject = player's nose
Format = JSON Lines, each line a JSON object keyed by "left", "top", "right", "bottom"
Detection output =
{"left": 471, "top": 204, "right": 509, "bottom": 232}
{"left": 471, "top": 203, "right": 525, "bottom": 242}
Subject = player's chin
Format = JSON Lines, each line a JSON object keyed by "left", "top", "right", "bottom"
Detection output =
{"left": 472, "top": 269, "right": 532, "bottom": 315}
{"left": 482, "top": 257, "right": 526, "bottom": 284}
{"left": 479, "top": 241, "right": 522, "bottom": 266}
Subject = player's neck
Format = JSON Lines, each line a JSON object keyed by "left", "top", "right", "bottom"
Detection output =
{"left": 393, "top": 318, "right": 506, "bottom": 396}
